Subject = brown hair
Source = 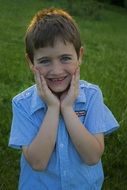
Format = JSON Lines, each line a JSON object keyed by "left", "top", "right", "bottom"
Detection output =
{"left": 25, "top": 7, "right": 81, "bottom": 63}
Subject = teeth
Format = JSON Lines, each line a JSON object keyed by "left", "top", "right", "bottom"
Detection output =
{"left": 50, "top": 77, "right": 65, "bottom": 81}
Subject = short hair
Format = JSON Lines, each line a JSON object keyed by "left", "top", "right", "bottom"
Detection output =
{"left": 25, "top": 7, "right": 81, "bottom": 63}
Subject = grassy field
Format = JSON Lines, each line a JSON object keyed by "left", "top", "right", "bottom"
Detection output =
{"left": 0, "top": 0, "right": 127, "bottom": 189}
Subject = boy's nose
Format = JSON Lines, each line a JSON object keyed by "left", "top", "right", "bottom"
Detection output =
{"left": 51, "top": 61, "right": 63, "bottom": 75}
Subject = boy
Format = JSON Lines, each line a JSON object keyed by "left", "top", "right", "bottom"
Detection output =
{"left": 9, "top": 8, "right": 119, "bottom": 190}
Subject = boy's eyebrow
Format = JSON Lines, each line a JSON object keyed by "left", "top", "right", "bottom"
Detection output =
{"left": 60, "top": 54, "right": 72, "bottom": 57}
{"left": 37, "top": 56, "right": 49, "bottom": 61}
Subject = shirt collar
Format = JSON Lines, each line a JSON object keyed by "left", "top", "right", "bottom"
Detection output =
{"left": 75, "top": 81, "right": 86, "bottom": 103}
{"left": 30, "top": 85, "right": 46, "bottom": 115}
{"left": 30, "top": 81, "right": 86, "bottom": 115}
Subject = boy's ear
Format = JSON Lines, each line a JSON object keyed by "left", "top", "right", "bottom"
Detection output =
{"left": 25, "top": 53, "right": 34, "bottom": 73}
{"left": 78, "top": 46, "right": 84, "bottom": 66}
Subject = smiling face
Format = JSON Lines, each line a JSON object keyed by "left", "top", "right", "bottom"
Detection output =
{"left": 30, "top": 39, "right": 83, "bottom": 95}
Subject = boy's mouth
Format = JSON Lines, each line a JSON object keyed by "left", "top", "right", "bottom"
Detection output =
{"left": 48, "top": 76, "right": 67, "bottom": 82}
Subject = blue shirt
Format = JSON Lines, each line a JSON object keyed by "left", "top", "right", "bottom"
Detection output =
{"left": 9, "top": 80, "right": 119, "bottom": 190}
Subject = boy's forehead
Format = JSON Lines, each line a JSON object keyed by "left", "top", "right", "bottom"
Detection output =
{"left": 34, "top": 40, "right": 76, "bottom": 58}
{"left": 36, "top": 39, "right": 74, "bottom": 51}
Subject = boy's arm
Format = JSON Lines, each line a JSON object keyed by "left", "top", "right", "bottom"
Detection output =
{"left": 23, "top": 106, "right": 59, "bottom": 171}
{"left": 60, "top": 69, "right": 104, "bottom": 165}
{"left": 61, "top": 107, "right": 104, "bottom": 165}
{"left": 23, "top": 69, "right": 60, "bottom": 171}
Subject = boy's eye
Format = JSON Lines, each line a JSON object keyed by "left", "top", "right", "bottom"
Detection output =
{"left": 61, "top": 56, "right": 71, "bottom": 62}
{"left": 39, "top": 59, "right": 50, "bottom": 65}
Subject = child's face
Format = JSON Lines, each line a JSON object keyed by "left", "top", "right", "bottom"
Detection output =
{"left": 32, "top": 39, "right": 83, "bottom": 94}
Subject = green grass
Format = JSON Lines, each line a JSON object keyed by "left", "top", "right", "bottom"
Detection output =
{"left": 0, "top": 0, "right": 127, "bottom": 189}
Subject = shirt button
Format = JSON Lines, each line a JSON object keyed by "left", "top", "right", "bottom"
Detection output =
{"left": 26, "top": 92, "right": 30, "bottom": 96}
{"left": 59, "top": 143, "right": 64, "bottom": 148}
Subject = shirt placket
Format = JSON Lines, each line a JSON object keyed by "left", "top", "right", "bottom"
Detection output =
{"left": 58, "top": 116, "right": 70, "bottom": 190}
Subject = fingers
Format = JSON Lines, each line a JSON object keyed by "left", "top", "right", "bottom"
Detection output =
{"left": 73, "top": 67, "right": 80, "bottom": 96}
{"left": 40, "top": 74, "right": 47, "bottom": 89}
{"left": 33, "top": 67, "right": 60, "bottom": 107}
{"left": 73, "top": 67, "right": 80, "bottom": 85}
{"left": 34, "top": 67, "right": 47, "bottom": 97}
{"left": 75, "top": 66, "right": 80, "bottom": 80}
{"left": 34, "top": 68, "right": 42, "bottom": 92}
{"left": 75, "top": 67, "right": 80, "bottom": 89}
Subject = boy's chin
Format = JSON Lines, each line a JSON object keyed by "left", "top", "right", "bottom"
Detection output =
{"left": 49, "top": 85, "right": 70, "bottom": 97}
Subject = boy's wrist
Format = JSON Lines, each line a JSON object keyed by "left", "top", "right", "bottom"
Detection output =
{"left": 48, "top": 104, "right": 60, "bottom": 112}
{"left": 61, "top": 105, "right": 73, "bottom": 114}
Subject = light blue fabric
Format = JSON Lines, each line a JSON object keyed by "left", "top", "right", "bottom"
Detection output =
{"left": 9, "top": 80, "right": 119, "bottom": 190}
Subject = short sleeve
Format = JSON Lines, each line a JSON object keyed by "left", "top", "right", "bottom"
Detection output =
{"left": 9, "top": 99, "right": 39, "bottom": 149}
{"left": 84, "top": 87, "right": 119, "bottom": 135}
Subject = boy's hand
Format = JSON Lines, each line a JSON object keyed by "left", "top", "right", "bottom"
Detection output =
{"left": 34, "top": 68, "right": 60, "bottom": 108}
{"left": 60, "top": 67, "right": 80, "bottom": 111}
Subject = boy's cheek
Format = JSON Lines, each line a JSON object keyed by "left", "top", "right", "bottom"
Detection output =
{"left": 70, "top": 66, "right": 79, "bottom": 75}
{"left": 34, "top": 66, "right": 45, "bottom": 74}
{"left": 35, "top": 65, "right": 41, "bottom": 71}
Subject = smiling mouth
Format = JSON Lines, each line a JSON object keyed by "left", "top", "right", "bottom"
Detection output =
{"left": 48, "top": 76, "right": 67, "bottom": 82}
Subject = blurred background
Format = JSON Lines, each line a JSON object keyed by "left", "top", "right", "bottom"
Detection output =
{"left": 0, "top": 0, "right": 127, "bottom": 189}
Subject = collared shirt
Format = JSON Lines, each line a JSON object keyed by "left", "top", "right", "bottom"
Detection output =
{"left": 9, "top": 80, "right": 119, "bottom": 190}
